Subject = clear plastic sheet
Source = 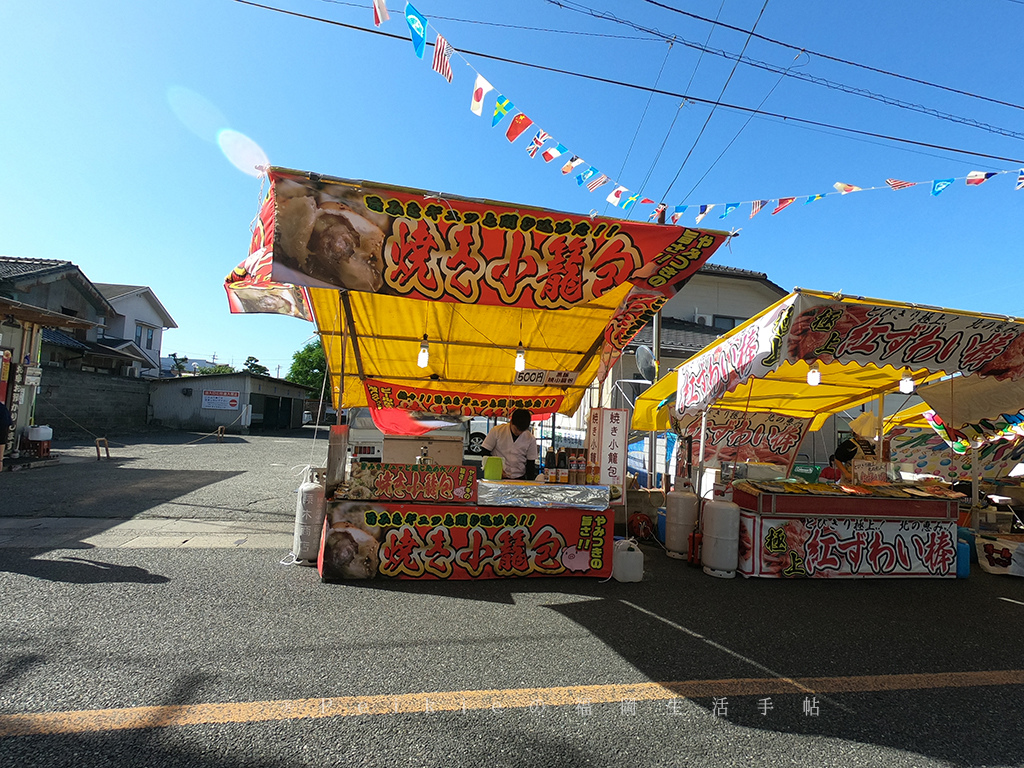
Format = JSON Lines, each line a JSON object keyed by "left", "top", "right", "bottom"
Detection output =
{"left": 477, "top": 480, "right": 610, "bottom": 511}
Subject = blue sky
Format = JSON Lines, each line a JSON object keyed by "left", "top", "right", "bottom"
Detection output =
{"left": 3, "top": 0, "right": 1023, "bottom": 374}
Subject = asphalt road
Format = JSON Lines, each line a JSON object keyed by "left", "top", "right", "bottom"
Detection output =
{"left": 1, "top": 429, "right": 1023, "bottom": 767}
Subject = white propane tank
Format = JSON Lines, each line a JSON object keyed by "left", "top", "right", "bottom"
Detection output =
{"left": 665, "top": 481, "right": 699, "bottom": 559}
{"left": 291, "top": 477, "right": 327, "bottom": 564}
{"left": 701, "top": 498, "right": 741, "bottom": 579}
{"left": 612, "top": 539, "right": 644, "bottom": 582}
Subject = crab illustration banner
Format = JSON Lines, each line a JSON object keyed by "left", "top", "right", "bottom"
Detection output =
{"left": 254, "top": 167, "right": 728, "bottom": 310}
{"left": 676, "top": 291, "right": 1024, "bottom": 417}
{"left": 670, "top": 408, "right": 810, "bottom": 472}
{"left": 739, "top": 515, "right": 957, "bottom": 578}
{"left": 318, "top": 500, "right": 612, "bottom": 580}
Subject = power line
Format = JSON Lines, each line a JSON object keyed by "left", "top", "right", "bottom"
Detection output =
{"left": 315, "top": 0, "right": 657, "bottom": 40}
{"left": 662, "top": 0, "right": 771, "bottom": 201}
{"left": 232, "top": 0, "right": 1024, "bottom": 164}
{"left": 639, "top": 0, "right": 1024, "bottom": 114}
{"left": 548, "top": 0, "right": 1024, "bottom": 142}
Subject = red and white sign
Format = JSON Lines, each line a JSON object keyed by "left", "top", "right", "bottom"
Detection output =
{"left": 202, "top": 390, "right": 241, "bottom": 410}
{"left": 670, "top": 408, "right": 809, "bottom": 473}
{"left": 739, "top": 514, "right": 957, "bottom": 578}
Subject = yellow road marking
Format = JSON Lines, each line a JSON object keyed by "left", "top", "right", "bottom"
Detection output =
{"left": 2, "top": 670, "right": 1022, "bottom": 737}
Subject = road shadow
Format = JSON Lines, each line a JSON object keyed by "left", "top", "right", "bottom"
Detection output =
{"left": 0, "top": 550, "right": 170, "bottom": 584}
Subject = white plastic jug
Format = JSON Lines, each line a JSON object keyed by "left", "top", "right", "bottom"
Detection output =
{"left": 612, "top": 539, "right": 644, "bottom": 582}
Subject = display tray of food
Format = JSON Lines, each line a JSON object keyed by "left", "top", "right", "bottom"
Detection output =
{"left": 477, "top": 480, "right": 611, "bottom": 511}
{"left": 731, "top": 480, "right": 960, "bottom": 521}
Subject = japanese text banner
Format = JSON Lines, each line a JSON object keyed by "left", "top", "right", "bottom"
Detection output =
{"left": 260, "top": 168, "right": 729, "bottom": 310}
{"left": 670, "top": 408, "right": 809, "bottom": 472}
{"left": 364, "top": 378, "right": 563, "bottom": 422}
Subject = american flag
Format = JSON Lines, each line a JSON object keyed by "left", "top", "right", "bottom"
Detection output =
{"left": 431, "top": 34, "right": 454, "bottom": 83}
{"left": 885, "top": 178, "right": 916, "bottom": 191}
{"left": 526, "top": 130, "right": 551, "bottom": 158}
{"left": 586, "top": 174, "right": 610, "bottom": 192}
{"left": 750, "top": 199, "right": 768, "bottom": 218}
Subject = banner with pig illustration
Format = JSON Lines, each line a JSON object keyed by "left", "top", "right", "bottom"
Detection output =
{"left": 318, "top": 500, "right": 612, "bottom": 580}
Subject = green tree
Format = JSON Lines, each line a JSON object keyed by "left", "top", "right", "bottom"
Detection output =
{"left": 243, "top": 356, "right": 270, "bottom": 376}
{"left": 168, "top": 352, "right": 189, "bottom": 377}
{"left": 197, "top": 364, "right": 236, "bottom": 375}
{"left": 287, "top": 338, "right": 326, "bottom": 396}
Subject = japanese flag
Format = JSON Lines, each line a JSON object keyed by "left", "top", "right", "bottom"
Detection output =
{"left": 470, "top": 74, "right": 492, "bottom": 116}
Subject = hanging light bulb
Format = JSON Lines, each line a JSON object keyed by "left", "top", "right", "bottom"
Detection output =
{"left": 899, "top": 372, "right": 915, "bottom": 394}
{"left": 417, "top": 334, "right": 429, "bottom": 368}
{"left": 806, "top": 361, "right": 821, "bottom": 387}
{"left": 515, "top": 342, "right": 526, "bottom": 372}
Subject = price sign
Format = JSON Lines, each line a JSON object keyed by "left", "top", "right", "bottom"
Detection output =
{"left": 512, "top": 370, "right": 580, "bottom": 387}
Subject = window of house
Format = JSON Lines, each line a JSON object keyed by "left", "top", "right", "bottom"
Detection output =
{"left": 146, "top": 328, "right": 154, "bottom": 350}
{"left": 713, "top": 315, "right": 743, "bottom": 330}
{"left": 135, "top": 324, "right": 143, "bottom": 345}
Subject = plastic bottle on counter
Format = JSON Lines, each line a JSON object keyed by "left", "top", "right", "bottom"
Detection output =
{"left": 545, "top": 447, "right": 556, "bottom": 483}
{"left": 557, "top": 448, "right": 569, "bottom": 484}
{"left": 569, "top": 451, "right": 580, "bottom": 485}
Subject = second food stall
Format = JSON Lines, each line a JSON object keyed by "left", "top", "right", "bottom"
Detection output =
{"left": 632, "top": 289, "right": 1024, "bottom": 578}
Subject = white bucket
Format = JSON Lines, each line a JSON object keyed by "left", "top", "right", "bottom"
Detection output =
{"left": 612, "top": 539, "right": 644, "bottom": 582}
{"left": 28, "top": 425, "right": 52, "bottom": 441}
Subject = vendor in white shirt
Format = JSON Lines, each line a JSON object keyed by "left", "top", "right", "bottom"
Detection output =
{"left": 480, "top": 409, "right": 539, "bottom": 480}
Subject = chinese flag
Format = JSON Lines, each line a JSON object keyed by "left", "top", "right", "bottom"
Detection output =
{"left": 505, "top": 113, "right": 534, "bottom": 143}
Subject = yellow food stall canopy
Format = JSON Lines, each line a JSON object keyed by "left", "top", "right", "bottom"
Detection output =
{"left": 633, "top": 289, "right": 1024, "bottom": 433}
{"left": 226, "top": 167, "right": 731, "bottom": 418}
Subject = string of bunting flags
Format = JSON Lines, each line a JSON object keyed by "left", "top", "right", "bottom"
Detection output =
{"left": 371, "top": 1, "right": 1024, "bottom": 227}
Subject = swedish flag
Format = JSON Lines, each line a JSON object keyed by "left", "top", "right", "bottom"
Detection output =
{"left": 492, "top": 96, "right": 513, "bottom": 127}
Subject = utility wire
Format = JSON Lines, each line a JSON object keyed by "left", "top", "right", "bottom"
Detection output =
{"left": 549, "top": 0, "right": 1024, "bottom": 142}
{"left": 662, "top": 0, "right": 770, "bottom": 201}
{"left": 232, "top": 0, "right": 1024, "bottom": 164}
{"left": 639, "top": 0, "right": 1024, "bottom": 114}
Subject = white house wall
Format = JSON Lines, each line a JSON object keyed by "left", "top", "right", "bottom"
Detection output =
{"left": 113, "top": 293, "right": 164, "bottom": 369}
{"left": 662, "top": 275, "right": 785, "bottom": 323}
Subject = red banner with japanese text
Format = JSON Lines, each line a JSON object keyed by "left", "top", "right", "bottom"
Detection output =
{"left": 364, "top": 378, "right": 563, "bottom": 420}
{"left": 318, "top": 501, "right": 613, "bottom": 580}
{"left": 344, "top": 462, "right": 477, "bottom": 503}
{"left": 739, "top": 515, "right": 957, "bottom": 578}
{"left": 259, "top": 168, "right": 728, "bottom": 309}
{"left": 224, "top": 185, "right": 314, "bottom": 321}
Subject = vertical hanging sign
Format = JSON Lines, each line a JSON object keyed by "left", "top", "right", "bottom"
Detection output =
{"left": 586, "top": 407, "right": 628, "bottom": 506}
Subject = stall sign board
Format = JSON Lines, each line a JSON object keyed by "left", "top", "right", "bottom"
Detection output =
{"left": 739, "top": 513, "right": 957, "bottom": 578}
{"left": 587, "top": 407, "right": 628, "bottom": 505}
{"left": 975, "top": 537, "right": 1024, "bottom": 577}
{"left": 346, "top": 462, "right": 477, "bottom": 504}
{"left": 319, "top": 501, "right": 612, "bottom": 580}
{"left": 364, "top": 378, "right": 563, "bottom": 419}
{"left": 512, "top": 370, "right": 580, "bottom": 387}
{"left": 202, "top": 390, "right": 241, "bottom": 410}
{"left": 670, "top": 408, "right": 809, "bottom": 473}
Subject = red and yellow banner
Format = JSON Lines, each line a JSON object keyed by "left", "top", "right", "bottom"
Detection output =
{"left": 318, "top": 501, "right": 612, "bottom": 580}
{"left": 364, "top": 378, "right": 563, "bottom": 419}
{"left": 259, "top": 168, "right": 727, "bottom": 310}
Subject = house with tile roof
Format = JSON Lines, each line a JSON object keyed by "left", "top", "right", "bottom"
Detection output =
{"left": 94, "top": 283, "right": 178, "bottom": 378}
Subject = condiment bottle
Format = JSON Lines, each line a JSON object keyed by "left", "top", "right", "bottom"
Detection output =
{"left": 545, "top": 447, "right": 556, "bottom": 483}
{"left": 557, "top": 448, "right": 569, "bottom": 484}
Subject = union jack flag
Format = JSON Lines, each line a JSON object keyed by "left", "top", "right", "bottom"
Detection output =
{"left": 1017, "top": 169, "right": 1024, "bottom": 191}
{"left": 526, "top": 130, "right": 551, "bottom": 158}
{"left": 586, "top": 174, "right": 610, "bottom": 192}
{"left": 750, "top": 199, "right": 768, "bottom": 218}
{"left": 885, "top": 178, "right": 916, "bottom": 191}
{"left": 431, "top": 34, "right": 454, "bottom": 83}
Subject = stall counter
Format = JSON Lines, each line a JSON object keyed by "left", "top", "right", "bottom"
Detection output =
{"left": 318, "top": 499, "right": 613, "bottom": 581}
{"left": 732, "top": 481, "right": 959, "bottom": 579}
